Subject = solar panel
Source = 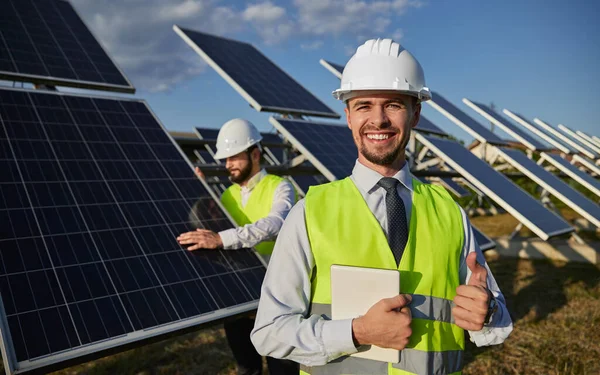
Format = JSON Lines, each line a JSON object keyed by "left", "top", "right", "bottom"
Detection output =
{"left": 427, "top": 92, "right": 508, "bottom": 145}
{"left": 541, "top": 153, "right": 600, "bottom": 198}
{"left": 593, "top": 136, "right": 600, "bottom": 148}
{"left": 0, "top": 0, "right": 134, "bottom": 94}
{"left": 575, "top": 130, "right": 600, "bottom": 150}
{"left": 415, "top": 116, "right": 449, "bottom": 137}
{"left": 496, "top": 148, "right": 600, "bottom": 229}
{"left": 472, "top": 227, "right": 495, "bottom": 252}
{"left": 558, "top": 124, "right": 600, "bottom": 155}
{"left": 415, "top": 133, "right": 573, "bottom": 240}
{"left": 462, "top": 99, "right": 549, "bottom": 151}
{"left": 319, "top": 59, "right": 343, "bottom": 79}
{"left": 502, "top": 110, "right": 573, "bottom": 154}
{"left": 572, "top": 155, "right": 600, "bottom": 176}
{"left": 534, "top": 118, "right": 598, "bottom": 159}
{"left": 173, "top": 26, "right": 339, "bottom": 119}
{"left": 0, "top": 87, "right": 265, "bottom": 374}
{"left": 437, "top": 177, "right": 470, "bottom": 198}
{"left": 269, "top": 117, "right": 355, "bottom": 181}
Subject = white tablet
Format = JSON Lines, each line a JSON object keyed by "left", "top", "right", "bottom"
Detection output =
{"left": 330, "top": 264, "right": 400, "bottom": 363}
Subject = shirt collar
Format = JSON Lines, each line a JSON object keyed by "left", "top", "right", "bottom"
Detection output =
{"left": 351, "top": 159, "right": 414, "bottom": 195}
{"left": 241, "top": 168, "right": 267, "bottom": 191}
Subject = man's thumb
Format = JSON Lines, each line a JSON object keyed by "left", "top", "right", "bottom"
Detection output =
{"left": 466, "top": 252, "right": 487, "bottom": 286}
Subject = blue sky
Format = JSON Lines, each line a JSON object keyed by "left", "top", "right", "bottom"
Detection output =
{"left": 14, "top": 0, "right": 600, "bottom": 145}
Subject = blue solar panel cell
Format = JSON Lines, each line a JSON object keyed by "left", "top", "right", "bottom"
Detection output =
{"left": 428, "top": 92, "right": 508, "bottom": 145}
{"left": 175, "top": 26, "right": 339, "bottom": 119}
{"left": 416, "top": 116, "right": 449, "bottom": 136}
{"left": 269, "top": 118, "right": 356, "bottom": 181}
{"left": 472, "top": 227, "right": 495, "bottom": 252}
{"left": 542, "top": 153, "right": 600, "bottom": 198}
{"left": 0, "top": 87, "right": 264, "bottom": 373}
{"left": 498, "top": 148, "right": 600, "bottom": 228}
{"left": 416, "top": 133, "right": 573, "bottom": 240}
{"left": 0, "top": 0, "right": 134, "bottom": 93}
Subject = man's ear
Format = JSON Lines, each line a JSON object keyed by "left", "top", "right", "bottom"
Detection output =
{"left": 251, "top": 147, "right": 261, "bottom": 163}
{"left": 411, "top": 102, "right": 421, "bottom": 129}
{"left": 345, "top": 105, "right": 352, "bottom": 130}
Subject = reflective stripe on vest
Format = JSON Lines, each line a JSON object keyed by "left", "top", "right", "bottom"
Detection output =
{"left": 220, "top": 174, "right": 290, "bottom": 255}
{"left": 309, "top": 296, "right": 455, "bottom": 324}
{"left": 303, "top": 177, "right": 465, "bottom": 375}
{"left": 300, "top": 349, "right": 463, "bottom": 375}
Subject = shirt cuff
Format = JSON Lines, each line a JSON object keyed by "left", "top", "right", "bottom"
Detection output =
{"left": 321, "top": 318, "right": 358, "bottom": 360}
{"left": 218, "top": 229, "right": 239, "bottom": 250}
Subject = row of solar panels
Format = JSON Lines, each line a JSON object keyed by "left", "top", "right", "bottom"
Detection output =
{"left": 0, "top": 1, "right": 598, "bottom": 374}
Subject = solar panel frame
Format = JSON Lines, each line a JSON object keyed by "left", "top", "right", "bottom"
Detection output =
{"left": 575, "top": 130, "right": 600, "bottom": 150}
{"left": 427, "top": 92, "right": 508, "bottom": 146}
{"left": 592, "top": 136, "right": 600, "bottom": 148}
{"left": 0, "top": 87, "right": 266, "bottom": 374}
{"left": 318, "top": 59, "right": 343, "bottom": 79}
{"left": 534, "top": 118, "right": 597, "bottom": 159}
{"left": 0, "top": 0, "right": 135, "bottom": 94}
{"left": 541, "top": 153, "right": 600, "bottom": 198}
{"left": 472, "top": 227, "right": 495, "bottom": 252}
{"left": 558, "top": 124, "right": 600, "bottom": 155}
{"left": 462, "top": 99, "right": 549, "bottom": 151}
{"left": 415, "top": 133, "right": 573, "bottom": 240}
{"left": 572, "top": 155, "right": 600, "bottom": 176}
{"left": 502, "top": 109, "right": 573, "bottom": 154}
{"left": 496, "top": 148, "right": 600, "bottom": 228}
{"left": 173, "top": 25, "right": 340, "bottom": 119}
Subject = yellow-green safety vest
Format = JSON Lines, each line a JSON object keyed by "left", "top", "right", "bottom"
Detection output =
{"left": 301, "top": 177, "right": 465, "bottom": 375}
{"left": 220, "top": 174, "right": 293, "bottom": 255}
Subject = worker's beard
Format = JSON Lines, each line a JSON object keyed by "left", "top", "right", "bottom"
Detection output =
{"left": 229, "top": 159, "right": 254, "bottom": 184}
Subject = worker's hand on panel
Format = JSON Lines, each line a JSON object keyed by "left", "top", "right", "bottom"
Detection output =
{"left": 195, "top": 166, "right": 205, "bottom": 179}
{"left": 452, "top": 252, "right": 490, "bottom": 331}
{"left": 351, "top": 294, "right": 412, "bottom": 350}
{"left": 177, "top": 228, "right": 223, "bottom": 250}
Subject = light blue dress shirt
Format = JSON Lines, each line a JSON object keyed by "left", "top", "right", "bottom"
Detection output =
{"left": 250, "top": 160, "right": 513, "bottom": 367}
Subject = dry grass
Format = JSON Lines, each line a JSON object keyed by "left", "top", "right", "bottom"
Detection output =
{"left": 35, "top": 256, "right": 600, "bottom": 375}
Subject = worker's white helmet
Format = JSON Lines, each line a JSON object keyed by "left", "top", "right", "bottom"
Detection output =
{"left": 214, "top": 118, "right": 262, "bottom": 160}
{"left": 333, "top": 38, "right": 431, "bottom": 102}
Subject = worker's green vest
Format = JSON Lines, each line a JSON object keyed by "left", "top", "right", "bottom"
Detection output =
{"left": 302, "top": 177, "right": 465, "bottom": 375}
{"left": 220, "top": 174, "right": 290, "bottom": 255}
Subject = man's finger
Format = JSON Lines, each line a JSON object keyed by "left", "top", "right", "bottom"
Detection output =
{"left": 187, "top": 244, "right": 203, "bottom": 251}
{"left": 455, "top": 285, "right": 488, "bottom": 300}
{"left": 382, "top": 294, "right": 412, "bottom": 311}
{"left": 453, "top": 294, "right": 488, "bottom": 315}
{"left": 452, "top": 306, "right": 485, "bottom": 326}
{"left": 466, "top": 252, "right": 487, "bottom": 287}
{"left": 399, "top": 306, "right": 412, "bottom": 319}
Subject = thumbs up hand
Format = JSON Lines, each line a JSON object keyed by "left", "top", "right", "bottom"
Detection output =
{"left": 452, "top": 252, "right": 492, "bottom": 331}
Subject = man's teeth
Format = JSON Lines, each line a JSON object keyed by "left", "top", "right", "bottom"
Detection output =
{"left": 366, "top": 134, "right": 390, "bottom": 140}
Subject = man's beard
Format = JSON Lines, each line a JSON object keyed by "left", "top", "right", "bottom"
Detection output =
{"left": 229, "top": 160, "right": 253, "bottom": 184}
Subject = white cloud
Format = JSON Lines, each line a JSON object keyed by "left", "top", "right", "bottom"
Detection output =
{"left": 293, "top": 0, "right": 422, "bottom": 38}
{"left": 392, "top": 28, "right": 405, "bottom": 41}
{"left": 70, "top": 0, "right": 243, "bottom": 92}
{"left": 301, "top": 40, "right": 325, "bottom": 50}
{"left": 68, "top": 0, "right": 424, "bottom": 92}
{"left": 242, "top": 2, "right": 294, "bottom": 45}
{"left": 242, "top": 2, "right": 286, "bottom": 23}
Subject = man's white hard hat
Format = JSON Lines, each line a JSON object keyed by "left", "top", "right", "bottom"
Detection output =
{"left": 214, "top": 118, "right": 263, "bottom": 160}
{"left": 333, "top": 38, "right": 431, "bottom": 103}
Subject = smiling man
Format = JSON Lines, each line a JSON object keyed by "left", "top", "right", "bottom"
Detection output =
{"left": 177, "top": 118, "right": 298, "bottom": 375}
{"left": 250, "top": 39, "right": 512, "bottom": 375}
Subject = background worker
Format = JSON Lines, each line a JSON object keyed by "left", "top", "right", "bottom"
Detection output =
{"left": 250, "top": 39, "right": 513, "bottom": 374}
{"left": 177, "top": 118, "right": 298, "bottom": 375}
